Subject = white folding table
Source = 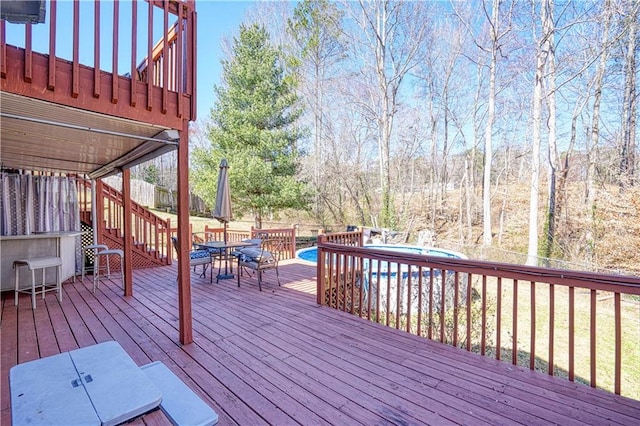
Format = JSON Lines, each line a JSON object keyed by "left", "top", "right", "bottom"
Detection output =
{"left": 10, "top": 341, "right": 162, "bottom": 426}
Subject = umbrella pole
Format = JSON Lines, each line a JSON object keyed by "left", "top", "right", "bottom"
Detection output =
{"left": 224, "top": 223, "right": 229, "bottom": 275}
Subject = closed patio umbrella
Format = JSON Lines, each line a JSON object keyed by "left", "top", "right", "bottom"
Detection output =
{"left": 213, "top": 158, "right": 232, "bottom": 243}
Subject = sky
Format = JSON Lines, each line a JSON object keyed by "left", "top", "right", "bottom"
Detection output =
{"left": 195, "top": 1, "right": 253, "bottom": 120}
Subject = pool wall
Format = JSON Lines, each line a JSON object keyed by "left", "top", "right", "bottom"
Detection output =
{"left": 296, "top": 244, "right": 466, "bottom": 264}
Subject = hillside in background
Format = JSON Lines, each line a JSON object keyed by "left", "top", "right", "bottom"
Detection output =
{"left": 408, "top": 182, "right": 640, "bottom": 276}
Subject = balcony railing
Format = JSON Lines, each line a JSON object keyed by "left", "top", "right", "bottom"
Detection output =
{"left": 1, "top": 0, "right": 196, "bottom": 123}
{"left": 317, "top": 234, "right": 640, "bottom": 398}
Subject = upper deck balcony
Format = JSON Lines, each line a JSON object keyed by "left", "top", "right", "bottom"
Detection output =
{"left": 0, "top": 0, "right": 196, "bottom": 178}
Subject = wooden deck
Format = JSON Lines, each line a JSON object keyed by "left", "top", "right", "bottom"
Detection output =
{"left": 2, "top": 259, "right": 640, "bottom": 425}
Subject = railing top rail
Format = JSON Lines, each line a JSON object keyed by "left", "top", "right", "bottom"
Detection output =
{"left": 317, "top": 242, "right": 640, "bottom": 293}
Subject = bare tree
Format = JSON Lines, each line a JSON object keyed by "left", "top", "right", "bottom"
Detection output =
{"left": 287, "top": 0, "right": 346, "bottom": 223}
{"left": 345, "top": 0, "right": 429, "bottom": 229}
{"left": 453, "top": 0, "right": 515, "bottom": 247}
{"left": 619, "top": 1, "right": 639, "bottom": 188}
{"left": 527, "top": 0, "right": 554, "bottom": 266}
{"left": 585, "top": 0, "right": 613, "bottom": 266}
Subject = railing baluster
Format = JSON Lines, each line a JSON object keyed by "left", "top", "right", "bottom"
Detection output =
{"left": 496, "top": 277, "right": 502, "bottom": 360}
{"left": 481, "top": 275, "right": 487, "bottom": 356}
{"left": 417, "top": 267, "right": 423, "bottom": 336}
{"left": 513, "top": 279, "right": 518, "bottom": 365}
{"left": 428, "top": 268, "right": 434, "bottom": 340}
{"left": 94, "top": 0, "right": 101, "bottom": 98}
{"left": 350, "top": 255, "right": 356, "bottom": 315}
{"left": 440, "top": 269, "right": 446, "bottom": 343}
{"left": 385, "top": 260, "right": 391, "bottom": 327}
{"left": 395, "top": 262, "right": 401, "bottom": 329}
{"left": 25, "top": 23, "right": 32, "bottom": 82}
{"left": 162, "top": 0, "right": 169, "bottom": 113}
{"left": 72, "top": 0, "right": 79, "bottom": 97}
{"left": 358, "top": 254, "right": 365, "bottom": 319}
{"left": 530, "top": 281, "right": 536, "bottom": 370}
{"left": 146, "top": 0, "right": 153, "bottom": 110}
{"left": 48, "top": 0, "right": 57, "bottom": 90}
{"left": 614, "top": 292, "right": 621, "bottom": 395}
{"left": 453, "top": 271, "right": 459, "bottom": 347}
{"left": 130, "top": 0, "right": 136, "bottom": 106}
{"left": 176, "top": 5, "right": 183, "bottom": 117}
{"left": 590, "top": 289, "right": 597, "bottom": 388}
{"left": 112, "top": 0, "right": 119, "bottom": 103}
{"left": 366, "top": 263, "right": 373, "bottom": 321}
{"left": 466, "top": 273, "right": 472, "bottom": 352}
{"left": 406, "top": 267, "right": 412, "bottom": 333}
{"left": 549, "top": 283, "right": 555, "bottom": 375}
{"left": 375, "top": 259, "right": 381, "bottom": 324}
{"left": 1, "top": 19, "right": 6, "bottom": 78}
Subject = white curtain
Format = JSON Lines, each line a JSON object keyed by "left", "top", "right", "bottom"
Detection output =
{"left": 0, "top": 172, "right": 81, "bottom": 236}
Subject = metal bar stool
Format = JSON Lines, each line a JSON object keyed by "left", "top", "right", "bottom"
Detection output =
{"left": 14, "top": 256, "right": 63, "bottom": 309}
{"left": 93, "top": 248, "right": 124, "bottom": 293}
{"left": 82, "top": 244, "right": 108, "bottom": 282}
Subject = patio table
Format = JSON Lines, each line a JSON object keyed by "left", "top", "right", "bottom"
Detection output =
{"left": 194, "top": 240, "right": 253, "bottom": 280}
{"left": 10, "top": 341, "right": 161, "bottom": 426}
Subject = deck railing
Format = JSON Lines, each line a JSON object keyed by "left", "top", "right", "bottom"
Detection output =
{"left": 202, "top": 225, "right": 297, "bottom": 260}
{"left": 316, "top": 238, "right": 640, "bottom": 398}
{"left": 78, "top": 178, "right": 172, "bottom": 265}
{"left": 1, "top": 0, "right": 196, "bottom": 123}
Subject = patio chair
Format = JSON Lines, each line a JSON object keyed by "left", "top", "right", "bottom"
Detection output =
{"left": 171, "top": 237, "right": 211, "bottom": 279}
{"left": 236, "top": 239, "right": 281, "bottom": 291}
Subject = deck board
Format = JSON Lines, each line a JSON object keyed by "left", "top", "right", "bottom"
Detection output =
{"left": 2, "top": 259, "right": 639, "bottom": 425}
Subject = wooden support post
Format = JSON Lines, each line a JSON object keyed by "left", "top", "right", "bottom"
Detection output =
{"left": 177, "top": 120, "right": 193, "bottom": 345}
{"left": 122, "top": 169, "right": 133, "bottom": 296}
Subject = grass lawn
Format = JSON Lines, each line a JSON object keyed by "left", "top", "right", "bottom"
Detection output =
{"left": 478, "top": 278, "right": 640, "bottom": 400}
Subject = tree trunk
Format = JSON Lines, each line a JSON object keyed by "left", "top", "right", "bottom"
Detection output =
{"left": 586, "top": 0, "right": 612, "bottom": 266}
{"left": 619, "top": 2, "right": 638, "bottom": 189}
{"left": 543, "top": 0, "right": 557, "bottom": 264}
{"left": 527, "top": 0, "right": 547, "bottom": 266}
{"left": 482, "top": 0, "right": 500, "bottom": 247}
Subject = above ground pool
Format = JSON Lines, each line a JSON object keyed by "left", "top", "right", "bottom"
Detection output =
{"left": 296, "top": 244, "right": 465, "bottom": 263}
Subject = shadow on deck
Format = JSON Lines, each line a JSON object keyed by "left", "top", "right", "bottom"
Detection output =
{"left": 2, "top": 259, "right": 639, "bottom": 425}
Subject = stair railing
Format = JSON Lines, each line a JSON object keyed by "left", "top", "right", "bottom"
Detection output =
{"left": 78, "top": 178, "right": 172, "bottom": 265}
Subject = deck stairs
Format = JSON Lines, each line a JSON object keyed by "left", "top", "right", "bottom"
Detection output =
{"left": 79, "top": 178, "right": 171, "bottom": 269}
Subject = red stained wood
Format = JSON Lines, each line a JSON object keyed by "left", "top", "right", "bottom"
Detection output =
{"left": 453, "top": 271, "right": 459, "bottom": 346}
{"left": 496, "top": 277, "right": 502, "bottom": 360}
{"left": 3, "top": 260, "right": 639, "bottom": 425}
{"left": 569, "top": 286, "right": 575, "bottom": 381}
{"left": 176, "top": 120, "right": 192, "bottom": 345}
{"left": 1, "top": 19, "right": 6, "bottom": 78}
{"left": 94, "top": 0, "right": 101, "bottom": 98}
{"left": 2, "top": 46, "right": 190, "bottom": 128}
{"left": 481, "top": 274, "right": 486, "bottom": 355}
{"left": 189, "top": 8, "right": 196, "bottom": 120}
{"left": 111, "top": 0, "right": 119, "bottom": 104}
{"left": 72, "top": 0, "right": 79, "bottom": 98}
{"left": 590, "top": 288, "right": 597, "bottom": 388}
{"left": 615, "top": 292, "right": 621, "bottom": 394}
{"left": 176, "top": 8, "right": 183, "bottom": 118}
{"left": 24, "top": 24, "right": 32, "bottom": 83}
{"left": 512, "top": 279, "right": 518, "bottom": 365}
{"left": 130, "top": 0, "right": 136, "bottom": 106}
{"left": 146, "top": 1, "right": 153, "bottom": 111}
{"left": 48, "top": 0, "right": 56, "bottom": 90}
{"left": 162, "top": 1, "right": 168, "bottom": 114}
{"left": 123, "top": 169, "right": 133, "bottom": 296}
{"left": 549, "top": 283, "right": 555, "bottom": 375}
{"left": 530, "top": 281, "right": 536, "bottom": 370}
